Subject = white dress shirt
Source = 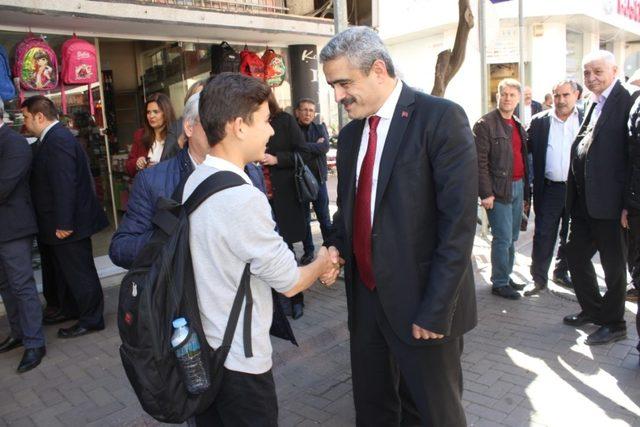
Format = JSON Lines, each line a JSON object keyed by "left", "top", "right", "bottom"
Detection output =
{"left": 202, "top": 154, "right": 252, "bottom": 185}
{"left": 591, "top": 79, "right": 617, "bottom": 124}
{"left": 544, "top": 107, "right": 580, "bottom": 182}
{"left": 356, "top": 80, "right": 403, "bottom": 223}
{"left": 523, "top": 104, "right": 532, "bottom": 127}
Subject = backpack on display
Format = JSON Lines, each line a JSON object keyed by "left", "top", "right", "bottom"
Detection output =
{"left": 262, "top": 48, "right": 286, "bottom": 87}
{"left": 0, "top": 45, "right": 16, "bottom": 101}
{"left": 13, "top": 35, "right": 58, "bottom": 95}
{"left": 210, "top": 41, "right": 240, "bottom": 74}
{"left": 239, "top": 47, "right": 265, "bottom": 80}
{"left": 60, "top": 35, "right": 99, "bottom": 115}
{"left": 117, "top": 171, "right": 253, "bottom": 423}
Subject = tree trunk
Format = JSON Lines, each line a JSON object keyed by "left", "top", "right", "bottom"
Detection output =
{"left": 430, "top": 0, "right": 474, "bottom": 97}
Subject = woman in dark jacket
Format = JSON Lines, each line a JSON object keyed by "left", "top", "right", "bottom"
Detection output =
{"left": 261, "top": 93, "right": 308, "bottom": 318}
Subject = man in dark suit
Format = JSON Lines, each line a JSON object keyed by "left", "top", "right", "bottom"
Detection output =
{"left": 21, "top": 95, "right": 109, "bottom": 339}
{"left": 321, "top": 27, "right": 478, "bottom": 426}
{"left": 525, "top": 80, "right": 582, "bottom": 296}
{"left": 563, "top": 51, "right": 632, "bottom": 345}
{"left": 294, "top": 98, "right": 333, "bottom": 266}
{"left": 0, "top": 98, "right": 45, "bottom": 373}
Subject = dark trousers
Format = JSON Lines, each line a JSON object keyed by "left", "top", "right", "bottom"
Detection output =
{"left": 194, "top": 368, "right": 278, "bottom": 427}
{"left": 0, "top": 236, "right": 45, "bottom": 348}
{"left": 39, "top": 239, "right": 78, "bottom": 315}
{"left": 566, "top": 200, "right": 627, "bottom": 329}
{"left": 350, "top": 281, "right": 466, "bottom": 427}
{"left": 626, "top": 208, "right": 640, "bottom": 290}
{"left": 302, "top": 182, "right": 333, "bottom": 255}
{"left": 40, "top": 238, "right": 104, "bottom": 329}
{"left": 530, "top": 181, "right": 570, "bottom": 284}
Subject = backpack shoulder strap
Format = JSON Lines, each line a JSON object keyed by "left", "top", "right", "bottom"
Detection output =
{"left": 183, "top": 171, "right": 247, "bottom": 215}
{"left": 220, "top": 264, "right": 253, "bottom": 358}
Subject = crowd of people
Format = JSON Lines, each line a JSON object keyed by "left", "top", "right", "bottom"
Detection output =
{"left": 0, "top": 25, "right": 638, "bottom": 426}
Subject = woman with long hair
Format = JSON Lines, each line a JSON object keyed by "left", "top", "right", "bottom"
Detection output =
{"left": 125, "top": 93, "right": 176, "bottom": 177}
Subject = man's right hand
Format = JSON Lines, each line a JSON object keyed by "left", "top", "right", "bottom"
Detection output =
{"left": 622, "top": 208, "right": 629, "bottom": 229}
{"left": 481, "top": 196, "right": 495, "bottom": 210}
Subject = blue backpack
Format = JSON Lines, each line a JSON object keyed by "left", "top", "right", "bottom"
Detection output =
{"left": 0, "top": 45, "right": 16, "bottom": 102}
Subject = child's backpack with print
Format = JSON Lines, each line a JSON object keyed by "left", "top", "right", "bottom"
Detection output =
{"left": 61, "top": 35, "right": 99, "bottom": 115}
{"left": 262, "top": 48, "right": 286, "bottom": 87}
{"left": 239, "top": 47, "right": 265, "bottom": 80}
{"left": 13, "top": 35, "right": 58, "bottom": 93}
{"left": 0, "top": 45, "right": 16, "bottom": 102}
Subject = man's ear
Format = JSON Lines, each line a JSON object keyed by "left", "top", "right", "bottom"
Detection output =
{"left": 232, "top": 117, "right": 245, "bottom": 139}
{"left": 183, "top": 121, "right": 194, "bottom": 139}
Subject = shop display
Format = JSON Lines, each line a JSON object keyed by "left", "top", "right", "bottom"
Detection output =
{"left": 210, "top": 41, "right": 240, "bottom": 74}
{"left": 0, "top": 45, "right": 16, "bottom": 101}
{"left": 13, "top": 35, "right": 59, "bottom": 93}
{"left": 239, "top": 47, "right": 265, "bottom": 80}
{"left": 61, "top": 35, "right": 99, "bottom": 115}
{"left": 262, "top": 48, "right": 286, "bottom": 87}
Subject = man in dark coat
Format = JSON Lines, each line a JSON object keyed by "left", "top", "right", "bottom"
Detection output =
{"left": 525, "top": 80, "right": 583, "bottom": 296}
{"left": 321, "top": 27, "right": 477, "bottom": 426}
{"left": 0, "top": 98, "right": 45, "bottom": 373}
{"left": 22, "top": 95, "right": 108, "bottom": 339}
{"left": 294, "top": 98, "right": 333, "bottom": 265}
{"left": 563, "top": 51, "right": 632, "bottom": 345}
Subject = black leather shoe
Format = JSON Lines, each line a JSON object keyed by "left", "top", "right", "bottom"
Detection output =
{"left": 43, "top": 311, "right": 75, "bottom": 325}
{"left": 552, "top": 271, "right": 573, "bottom": 288}
{"left": 17, "top": 347, "right": 46, "bottom": 373}
{"left": 524, "top": 282, "right": 547, "bottom": 296}
{"left": 0, "top": 336, "right": 23, "bottom": 353}
{"left": 585, "top": 326, "right": 626, "bottom": 346}
{"left": 491, "top": 286, "right": 521, "bottom": 300}
{"left": 292, "top": 303, "right": 304, "bottom": 319}
{"left": 57, "top": 323, "right": 104, "bottom": 339}
{"left": 509, "top": 279, "right": 526, "bottom": 291}
{"left": 300, "top": 253, "right": 314, "bottom": 266}
{"left": 563, "top": 312, "right": 596, "bottom": 326}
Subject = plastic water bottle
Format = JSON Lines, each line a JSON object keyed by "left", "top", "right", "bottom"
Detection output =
{"left": 171, "top": 317, "right": 210, "bottom": 394}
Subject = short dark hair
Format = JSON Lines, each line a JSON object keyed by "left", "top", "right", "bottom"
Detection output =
{"left": 200, "top": 73, "right": 271, "bottom": 147}
{"left": 295, "top": 98, "right": 316, "bottom": 109}
{"left": 21, "top": 95, "right": 58, "bottom": 121}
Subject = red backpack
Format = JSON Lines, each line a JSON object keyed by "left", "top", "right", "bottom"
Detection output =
{"left": 61, "top": 35, "right": 99, "bottom": 115}
{"left": 262, "top": 49, "right": 286, "bottom": 87}
{"left": 239, "top": 47, "right": 265, "bottom": 80}
{"left": 13, "top": 35, "right": 58, "bottom": 100}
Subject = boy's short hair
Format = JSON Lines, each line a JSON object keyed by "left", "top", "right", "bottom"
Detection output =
{"left": 199, "top": 73, "right": 271, "bottom": 147}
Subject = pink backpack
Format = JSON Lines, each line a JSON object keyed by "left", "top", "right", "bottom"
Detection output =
{"left": 13, "top": 35, "right": 59, "bottom": 97}
{"left": 61, "top": 35, "right": 99, "bottom": 115}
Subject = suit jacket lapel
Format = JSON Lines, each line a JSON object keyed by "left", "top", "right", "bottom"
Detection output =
{"left": 540, "top": 115, "right": 551, "bottom": 177}
{"left": 373, "top": 84, "right": 416, "bottom": 223}
{"left": 593, "top": 81, "right": 621, "bottom": 139}
{"left": 343, "top": 119, "right": 366, "bottom": 238}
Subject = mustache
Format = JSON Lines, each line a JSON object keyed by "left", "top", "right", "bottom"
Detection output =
{"left": 341, "top": 97, "right": 356, "bottom": 107}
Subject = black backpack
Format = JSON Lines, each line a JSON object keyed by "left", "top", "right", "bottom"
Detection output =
{"left": 210, "top": 41, "right": 241, "bottom": 75}
{"left": 117, "top": 171, "right": 253, "bottom": 423}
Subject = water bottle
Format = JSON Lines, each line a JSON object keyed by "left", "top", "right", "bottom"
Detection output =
{"left": 171, "top": 317, "right": 210, "bottom": 394}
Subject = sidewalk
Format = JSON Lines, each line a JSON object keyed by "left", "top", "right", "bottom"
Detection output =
{"left": 0, "top": 220, "right": 638, "bottom": 426}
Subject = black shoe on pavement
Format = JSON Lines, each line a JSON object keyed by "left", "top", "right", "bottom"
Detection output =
{"left": 563, "top": 312, "right": 596, "bottom": 327}
{"left": 292, "top": 303, "right": 304, "bottom": 319}
{"left": 524, "top": 282, "right": 547, "bottom": 297}
{"left": 585, "top": 326, "right": 626, "bottom": 346}
{"left": 492, "top": 286, "right": 521, "bottom": 300}
{"left": 0, "top": 336, "right": 23, "bottom": 353}
{"left": 43, "top": 310, "right": 75, "bottom": 325}
{"left": 626, "top": 288, "right": 639, "bottom": 302}
{"left": 509, "top": 279, "right": 526, "bottom": 291}
{"left": 57, "top": 323, "right": 104, "bottom": 339}
{"left": 300, "top": 253, "right": 314, "bottom": 266}
{"left": 17, "top": 347, "right": 46, "bottom": 373}
{"left": 552, "top": 271, "right": 573, "bottom": 288}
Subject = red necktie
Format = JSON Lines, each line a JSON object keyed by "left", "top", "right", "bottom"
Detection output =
{"left": 353, "top": 115, "right": 381, "bottom": 291}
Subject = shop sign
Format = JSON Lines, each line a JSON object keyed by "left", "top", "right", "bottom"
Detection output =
{"left": 617, "top": 0, "right": 640, "bottom": 23}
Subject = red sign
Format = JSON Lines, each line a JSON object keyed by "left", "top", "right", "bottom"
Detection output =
{"left": 618, "top": 0, "right": 640, "bottom": 23}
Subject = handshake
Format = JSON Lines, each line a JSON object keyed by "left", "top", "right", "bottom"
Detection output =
{"left": 314, "top": 246, "right": 344, "bottom": 287}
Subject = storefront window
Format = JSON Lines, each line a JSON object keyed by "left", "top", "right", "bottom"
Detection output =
{"left": 566, "top": 29, "right": 583, "bottom": 82}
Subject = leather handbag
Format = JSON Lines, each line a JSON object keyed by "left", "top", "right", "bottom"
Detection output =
{"left": 293, "top": 152, "right": 319, "bottom": 203}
